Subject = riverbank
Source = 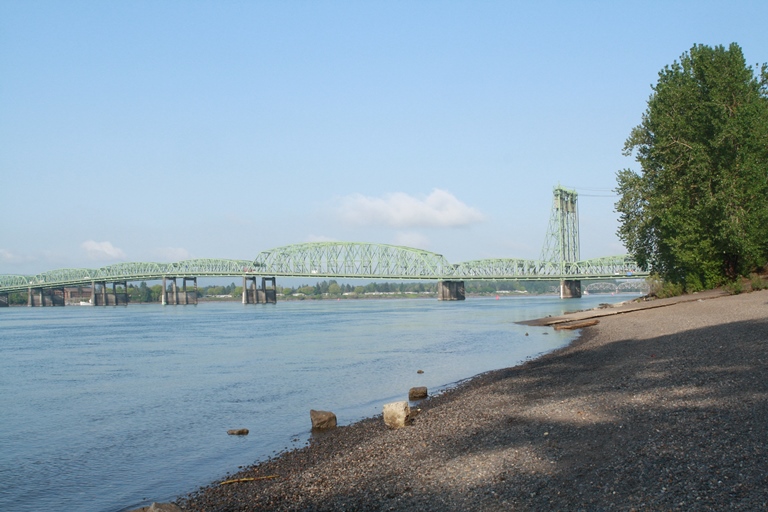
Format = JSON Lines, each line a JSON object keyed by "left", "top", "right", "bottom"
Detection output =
{"left": 177, "top": 290, "right": 768, "bottom": 511}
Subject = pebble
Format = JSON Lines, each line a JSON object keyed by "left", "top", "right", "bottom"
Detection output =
{"left": 177, "top": 291, "right": 768, "bottom": 511}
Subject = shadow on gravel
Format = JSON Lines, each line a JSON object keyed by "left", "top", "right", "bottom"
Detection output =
{"left": 179, "top": 317, "right": 768, "bottom": 511}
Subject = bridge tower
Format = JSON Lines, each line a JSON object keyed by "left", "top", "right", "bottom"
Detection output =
{"left": 540, "top": 186, "right": 582, "bottom": 298}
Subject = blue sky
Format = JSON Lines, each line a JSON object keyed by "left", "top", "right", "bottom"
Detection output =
{"left": 2, "top": 1, "right": 767, "bottom": 275}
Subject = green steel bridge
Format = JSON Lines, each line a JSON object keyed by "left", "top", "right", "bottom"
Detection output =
{"left": 0, "top": 186, "right": 647, "bottom": 302}
{"left": 0, "top": 248, "right": 642, "bottom": 292}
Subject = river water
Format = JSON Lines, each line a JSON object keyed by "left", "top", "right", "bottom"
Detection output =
{"left": 0, "top": 294, "right": 634, "bottom": 511}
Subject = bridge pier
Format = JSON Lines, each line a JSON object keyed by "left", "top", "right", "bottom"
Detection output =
{"left": 90, "top": 281, "right": 129, "bottom": 305}
{"left": 161, "top": 277, "right": 197, "bottom": 305}
{"left": 560, "top": 279, "right": 582, "bottom": 299}
{"left": 242, "top": 276, "right": 277, "bottom": 304}
{"left": 437, "top": 280, "right": 465, "bottom": 301}
{"left": 181, "top": 277, "right": 198, "bottom": 305}
{"left": 161, "top": 277, "right": 173, "bottom": 305}
{"left": 27, "top": 287, "right": 65, "bottom": 306}
{"left": 0, "top": 293, "right": 8, "bottom": 307}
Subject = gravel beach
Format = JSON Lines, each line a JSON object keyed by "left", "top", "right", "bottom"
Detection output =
{"left": 177, "top": 290, "right": 768, "bottom": 511}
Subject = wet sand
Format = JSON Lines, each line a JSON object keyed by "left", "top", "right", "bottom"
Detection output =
{"left": 178, "top": 290, "right": 768, "bottom": 511}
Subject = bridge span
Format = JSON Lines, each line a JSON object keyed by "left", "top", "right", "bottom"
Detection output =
{"left": 0, "top": 187, "right": 647, "bottom": 306}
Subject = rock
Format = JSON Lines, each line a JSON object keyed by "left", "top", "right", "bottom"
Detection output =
{"left": 148, "top": 504, "right": 182, "bottom": 512}
{"left": 310, "top": 409, "right": 337, "bottom": 429}
{"left": 408, "top": 386, "right": 428, "bottom": 400}
{"left": 227, "top": 428, "right": 249, "bottom": 435}
{"left": 383, "top": 401, "right": 411, "bottom": 428}
{"left": 417, "top": 369, "right": 424, "bottom": 374}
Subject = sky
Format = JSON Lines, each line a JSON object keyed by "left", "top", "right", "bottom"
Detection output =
{"left": 2, "top": 0, "right": 767, "bottom": 276}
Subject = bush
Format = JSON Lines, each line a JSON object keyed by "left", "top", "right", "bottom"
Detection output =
{"left": 725, "top": 280, "right": 744, "bottom": 295}
{"left": 646, "top": 275, "right": 684, "bottom": 298}
{"left": 750, "top": 274, "right": 768, "bottom": 291}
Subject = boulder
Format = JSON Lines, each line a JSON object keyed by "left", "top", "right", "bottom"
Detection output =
{"left": 227, "top": 428, "right": 249, "bottom": 436}
{"left": 310, "top": 409, "right": 337, "bottom": 429}
{"left": 383, "top": 401, "right": 411, "bottom": 428}
{"left": 408, "top": 386, "right": 428, "bottom": 400}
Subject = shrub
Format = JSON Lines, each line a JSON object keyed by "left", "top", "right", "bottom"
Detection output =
{"left": 725, "top": 280, "right": 744, "bottom": 295}
{"left": 750, "top": 273, "right": 768, "bottom": 291}
{"left": 646, "top": 275, "right": 684, "bottom": 298}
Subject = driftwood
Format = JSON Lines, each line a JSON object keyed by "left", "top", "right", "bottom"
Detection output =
{"left": 553, "top": 319, "right": 600, "bottom": 330}
{"left": 219, "top": 475, "right": 279, "bottom": 485}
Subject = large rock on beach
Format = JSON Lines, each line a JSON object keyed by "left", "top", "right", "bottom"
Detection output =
{"left": 382, "top": 401, "right": 410, "bottom": 428}
{"left": 310, "top": 409, "right": 337, "bottom": 429}
{"left": 408, "top": 386, "right": 428, "bottom": 400}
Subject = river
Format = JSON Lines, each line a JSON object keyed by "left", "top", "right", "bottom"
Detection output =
{"left": 0, "top": 294, "right": 635, "bottom": 511}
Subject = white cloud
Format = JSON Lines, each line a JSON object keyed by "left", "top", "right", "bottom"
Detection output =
{"left": 81, "top": 240, "right": 126, "bottom": 261}
{"left": 337, "top": 189, "right": 486, "bottom": 228}
{"left": 151, "top": 247, "right": 191, "bottom": 261}
{"left": 0, "top": 249, "right": 22, "bottom": 263}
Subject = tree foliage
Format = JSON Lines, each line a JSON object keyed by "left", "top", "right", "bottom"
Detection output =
{"left": 616, "top": 43, "right": 768, "bottom": 290}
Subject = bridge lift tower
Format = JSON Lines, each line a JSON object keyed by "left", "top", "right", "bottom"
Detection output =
{"left": 540, "top": 186, "right": 582, "bottom": 298}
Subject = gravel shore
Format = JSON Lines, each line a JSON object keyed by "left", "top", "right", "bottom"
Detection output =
{"left": 178, "top": 291, "right": 768, "bottom": 511}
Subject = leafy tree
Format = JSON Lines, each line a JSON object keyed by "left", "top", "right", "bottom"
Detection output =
{"left": 328, "top": 282, "right": 342, "bottom": 296}
{"left": 616, "top": 43, "right": 768, "bottom": 289}
{"left": 297, "top": 285, "right": 315, "bottom": 296}
{"left": 150, "top": 284, "right": 163, "bottom": 302}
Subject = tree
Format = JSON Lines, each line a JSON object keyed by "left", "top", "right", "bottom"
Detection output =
{"left": 616, "top": 43, "right": 768, "bottom": 290}
{"left": 327, "top": 282, "right": 341, "bottom": 296}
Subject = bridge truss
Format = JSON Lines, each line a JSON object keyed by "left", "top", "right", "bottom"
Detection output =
{"left": 0, "top": 186, "right": 648, "bottom": 295}
{"left": 0, "top": 244, "right": 645, "bottom": 293}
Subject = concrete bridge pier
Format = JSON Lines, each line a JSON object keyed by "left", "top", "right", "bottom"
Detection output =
{"left": 560, "top": 279, "right": 582, "bottom": 299}
{"left": 27, "top": 287, "right": 65, "bottom": 306}
{"left": 91, "top": 281, "right": 108, "bottom": 305}
{"left": 242, "top": 276, "right": 277, "bottom": 304}
{"left": 161, "top": 277, "right": 176, "bottom": 305}
{"left": 261, "top": 277, "right": 277, "bottom": 304}
{"left": 437, "top": 280, "right": 465, "bottom": 301}
{"left": 161, "top": 277, "right": 197, "bottom": 305}
{"left": 90, "top": 281, "right": 128, "bottom": 305}
{"left": 242, "top": 276, "right": 252, "bottom": 304}
{"left": 0, "top": 293, "right": 8, "bottom": 307}
{"left": 110, "top": 281, "right": 128, "bottom": 305}
{"left": 181, "top": 277, "right": 198, "bottom": 305}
